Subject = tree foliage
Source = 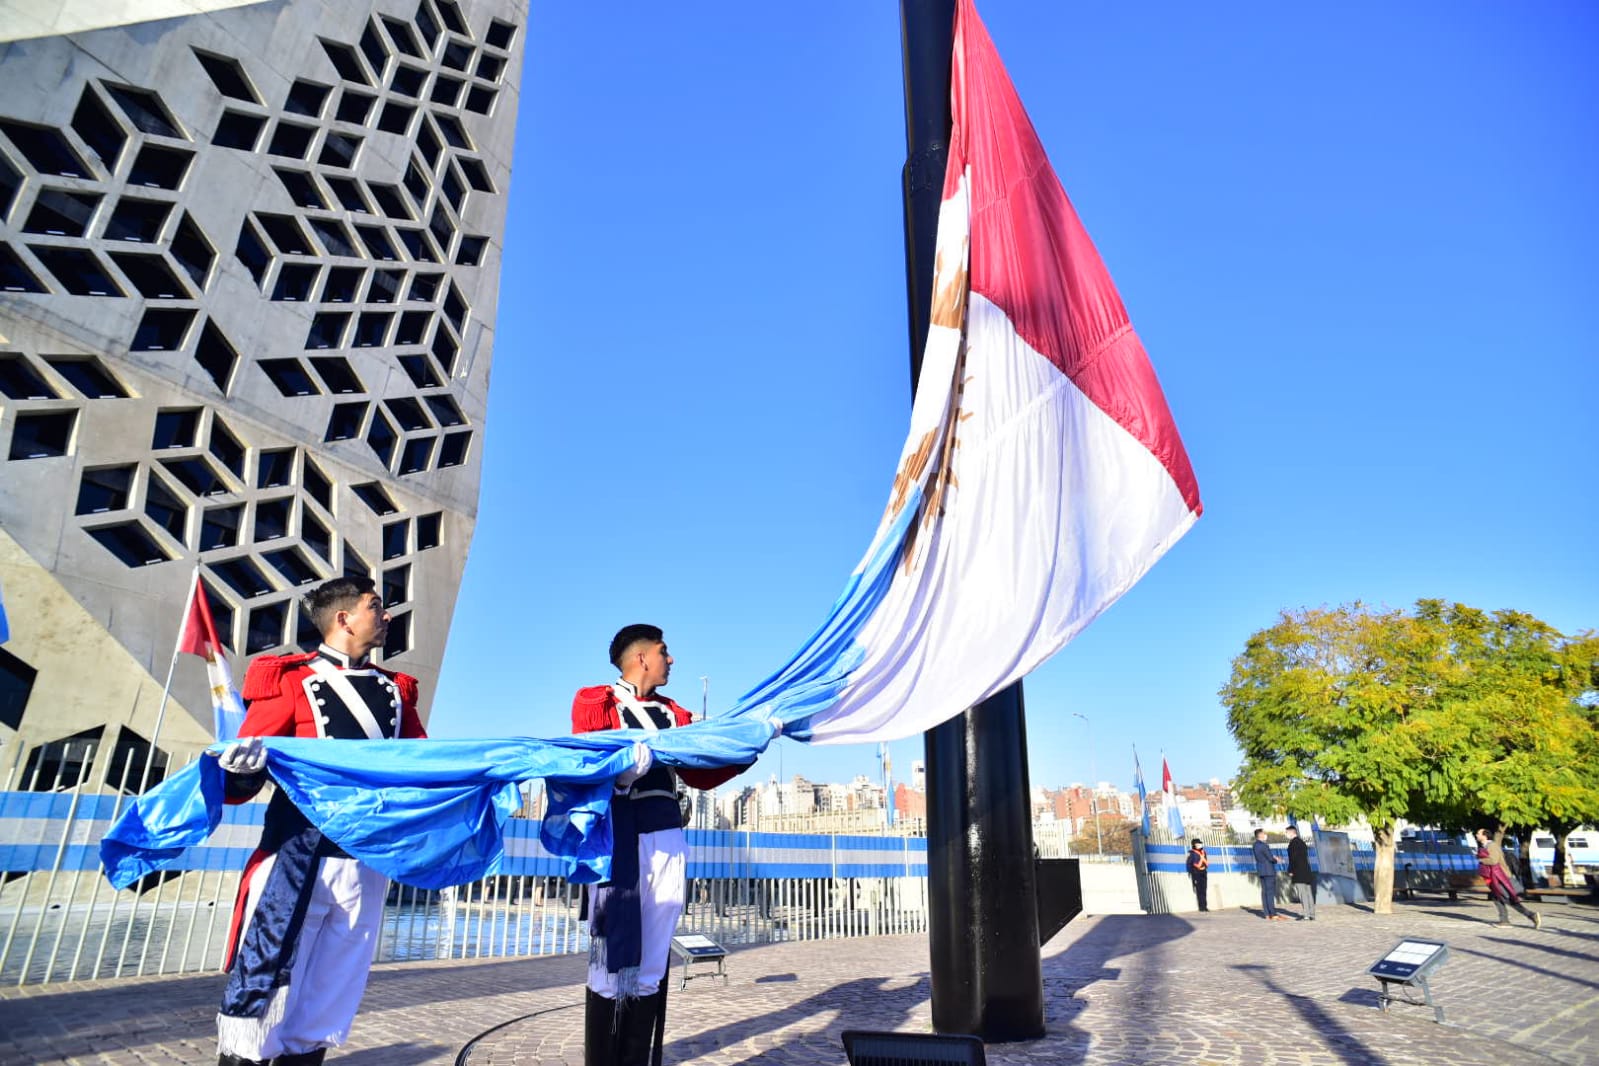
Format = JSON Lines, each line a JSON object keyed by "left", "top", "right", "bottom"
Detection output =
{"left": 1221, "top": 600, "right": 1598, "bottom": 912}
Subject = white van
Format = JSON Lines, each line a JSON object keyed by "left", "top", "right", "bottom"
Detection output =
{"left": 1529, "top": 829, "right": 1599, "bottom": 882}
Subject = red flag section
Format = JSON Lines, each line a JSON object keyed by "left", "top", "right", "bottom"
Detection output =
{"left": 177, "top": 580, "right": 227, "bottom": 660}
{"left": 950, "top": 0, "right": 1201, "bottom": 515}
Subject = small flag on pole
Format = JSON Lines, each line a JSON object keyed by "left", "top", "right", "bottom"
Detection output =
{"left": 0, "top": 579, "right": 9, "bottom": 644}
{"left": 1133, "top": 748, "right": 1151, "bottom": 837}
{"left": 177, "top": 579, "right": 246, "bottom": 740}
{"left": 1162, "top": 755, "right": 1185, "bottom": 838}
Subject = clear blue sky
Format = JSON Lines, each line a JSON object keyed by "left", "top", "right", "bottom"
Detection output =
{"left": 429, "top": 2, "right": 1599, "bottom": 797}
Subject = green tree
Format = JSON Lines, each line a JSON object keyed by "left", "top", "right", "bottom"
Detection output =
{"left": 1411, "top": 601, "right": 1599, "bottom": 880}
{"left": 1220, "top": 601, "right": 1598, "bottom": 914}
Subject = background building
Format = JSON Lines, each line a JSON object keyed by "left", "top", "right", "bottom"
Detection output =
{"left": 0, "top": 0, "right": 525, "bottom": 789}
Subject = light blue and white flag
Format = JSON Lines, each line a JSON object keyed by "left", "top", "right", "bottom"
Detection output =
{"left": 1133, "top": 748, "right": 1151, "bottom": 837}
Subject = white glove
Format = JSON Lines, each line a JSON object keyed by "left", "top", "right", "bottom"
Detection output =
{"left": 218, "top": 736, "right": 266, "bottom": 775}
{"left": 615, "top": 741, "right": 653, "bottom": 789}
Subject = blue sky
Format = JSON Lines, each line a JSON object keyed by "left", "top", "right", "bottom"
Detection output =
{"left": 429, "top": 2, "right": 1599, "bottom": 796}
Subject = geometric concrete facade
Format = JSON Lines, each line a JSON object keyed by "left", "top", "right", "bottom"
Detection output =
{"left": 0, "top": 0, "right": 523, "bottom": 788}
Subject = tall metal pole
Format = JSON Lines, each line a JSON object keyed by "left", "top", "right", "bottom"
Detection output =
{"left": 901, "top": 0, "right": 1044, "bottom": 1040}
{"left": 1073, "top": 713, "right": 1103, "bottom": 856}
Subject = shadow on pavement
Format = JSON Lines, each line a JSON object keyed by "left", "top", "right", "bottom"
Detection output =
{"left": 1451, "top": 944, "right": 1599, "bottom": 992}
{"left": 332, "top": 1041, "right": 450, "bottom": 1065}
{"left": 1039, "top": 914, "right": 1196, "bottom": 1060}
{"left": 1234, "top": 963, "right": 1391, "bottom": 1066}
{"left": 667, "top": 974, "right": 927, "bottom": 1066}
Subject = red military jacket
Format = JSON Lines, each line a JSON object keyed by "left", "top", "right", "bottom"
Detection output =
{"left": 239, "top": 650, "right": 427, "bottom": 741}
{"left": 571, "top": 684, "right": 742, "bottom": 791}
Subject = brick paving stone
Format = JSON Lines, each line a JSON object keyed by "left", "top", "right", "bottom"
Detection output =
{"left": 0, "top": 895, "right": 1594, "bottom": 1064}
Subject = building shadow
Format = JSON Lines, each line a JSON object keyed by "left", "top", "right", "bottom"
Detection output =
{"left": 1233, "top": 963, "right": 1390, "bottom": 1066}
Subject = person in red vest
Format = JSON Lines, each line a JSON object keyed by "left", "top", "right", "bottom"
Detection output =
{"left": 572, "top": 624, "right": 747, "bottom": 1066}
{"left": 1186, "top": 838, "right": 1209, "bottom": 912}
{"left": 213, "top": 576, "right": 425, "bottom": 1066}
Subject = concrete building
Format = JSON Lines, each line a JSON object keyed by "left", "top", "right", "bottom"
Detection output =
{"left": 0, "top": 0, "right": 524, "bottom": 789}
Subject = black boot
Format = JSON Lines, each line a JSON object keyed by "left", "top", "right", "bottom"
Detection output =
{"left": 274, "top": 1052, "right": 327, "bottom": 1066}
{"left": 617, "top": 987, "right": 666, "bottom": 1066}
{"left": 584, "top": 988, "right": 618, "bottom": 1066}
{"left": 217, "top": 1056, "right": 269, "bottom": 1066}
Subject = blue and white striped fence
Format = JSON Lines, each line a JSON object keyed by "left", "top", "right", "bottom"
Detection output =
{"left": 0, "top": 787, "right": 931, "bottom": 986}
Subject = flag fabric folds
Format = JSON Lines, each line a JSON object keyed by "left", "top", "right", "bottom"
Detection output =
{"left": 100, "top": 0, "right": 1200, "bottom": 890}
{"left": 177, "top": 577, "right": 247, "bottom": 740}
{"left": 0, "top": 580, "right": 9, "bottom": 644}
{"left": 720, "top": 0, "right": 1200, "bottom": 744}
{"left": 1133, "top": 749, "right": 1151, "bottom": 838}
{"left": 1162, "top": 755, "right": 1185, "bottom": 838}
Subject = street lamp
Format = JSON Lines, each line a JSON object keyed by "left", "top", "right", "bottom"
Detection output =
{"left": 1072, "top": 712, "right": 1103, "bottom": 857}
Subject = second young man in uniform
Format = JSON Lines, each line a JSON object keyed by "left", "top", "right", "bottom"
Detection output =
{"left": 572, "top": 624, "right": 746, "bottom": 1066}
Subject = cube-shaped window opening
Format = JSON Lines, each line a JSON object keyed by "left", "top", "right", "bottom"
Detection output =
{"left": 76, "top": 464, "right": 135, "bottom": 514}
{"left": 104, "top": 84, "right": 183, "bottom": 138}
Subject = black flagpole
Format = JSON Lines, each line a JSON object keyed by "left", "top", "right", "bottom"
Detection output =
{"left": 899, "top": 0, "right": 1045, "bottom": 1041}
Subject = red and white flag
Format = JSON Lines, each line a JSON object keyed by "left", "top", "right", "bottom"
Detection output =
{"left": 770, "top": 0, "right": 1200, "bottom": 743}
{"left": 177, "top": 578, "right": 247, "bottom": 740}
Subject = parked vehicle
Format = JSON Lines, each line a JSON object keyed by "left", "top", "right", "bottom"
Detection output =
{"left": 1528, "top": 829, "right": 1599, "bottom": 882}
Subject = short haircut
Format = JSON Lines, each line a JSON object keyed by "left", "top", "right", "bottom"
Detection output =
{"left": 609, "top": 623, "right": 663, "bottom": 669}
{"left": 303, "top": 576, "right": 377, "bottom": 638}
{"left": 1285, "top": 825, "right": 1298, "bottom": 835}
{"left": 1254, "top": 828, "right": 1266, "bottom": 838}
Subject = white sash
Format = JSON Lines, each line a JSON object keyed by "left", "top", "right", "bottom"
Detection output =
{"left": 303, "top": 657, "right": 394, "bottom": 740}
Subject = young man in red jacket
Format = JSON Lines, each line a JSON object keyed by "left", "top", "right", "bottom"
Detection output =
{"left": 573, "top": 624, "right": 745, "bottom": 1066}
{"left": 213, "top": 576, "right": 425, "bottom": 1066}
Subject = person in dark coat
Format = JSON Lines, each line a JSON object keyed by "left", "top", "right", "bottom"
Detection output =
{"left": 1186, "top": 839, "right": 1209, "bottom": 912}
{"left": 1285, "top": 825, "right": 1316, "bottom": 921}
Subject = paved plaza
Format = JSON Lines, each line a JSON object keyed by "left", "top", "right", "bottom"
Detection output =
{"left": 3, "top": 893, "right": 1596, "bottom": 1065}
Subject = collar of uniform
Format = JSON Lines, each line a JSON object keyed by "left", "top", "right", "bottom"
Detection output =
{"left": 316, "top": 643, "right": 371, "bottom": 670}
{"left": 612, "top": 677, "right": 659, "bottom": 703}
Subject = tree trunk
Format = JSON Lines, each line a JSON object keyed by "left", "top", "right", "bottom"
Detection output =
{"left": 1372, "top": 823, "right": 1395, "bottom": 915}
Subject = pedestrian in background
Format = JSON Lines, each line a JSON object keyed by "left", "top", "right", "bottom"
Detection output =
{"left": 1286, "top": 825, "right": 1316, "bottom": 921}
{"left": 1476, "top": 827, "right": 1541, "bottom": 930}
{"left": 1186, "top": 838, "right": 1210, "bottom": 912}
{"left": 1253, "top": 828, "right": 1288, "bottom": 921}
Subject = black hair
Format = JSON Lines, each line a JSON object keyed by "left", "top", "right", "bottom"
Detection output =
{"left": 608, "top": 623, "right": 663, "bottom": 669}
{"left": 303, "top": 575, "right": 377, "bottom": 637}
{"left": 1191, "top": 838, "right": 1203, "bottom": 847}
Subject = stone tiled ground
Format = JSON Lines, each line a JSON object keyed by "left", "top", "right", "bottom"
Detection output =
{"left": 3, "top": 894, "right": 1595, "bottom": 1065}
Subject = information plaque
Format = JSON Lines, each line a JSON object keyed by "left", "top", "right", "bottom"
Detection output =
{"left": 1368, "top": 938, "right": 1449, "bottom": 1022}
{"left": 669, "top": 934, "right": 728, "bottom": 990}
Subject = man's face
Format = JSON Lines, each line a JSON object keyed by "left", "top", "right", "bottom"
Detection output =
{"left": 340, "top": 592, "right": 389, "bottom": 654}
{"left": 639, "top": 641, "right": 672, "bottom": 690}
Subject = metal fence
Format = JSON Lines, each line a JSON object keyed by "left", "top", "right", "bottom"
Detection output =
{"left": 0, "top": 742, "right": 935, "bottom": 986}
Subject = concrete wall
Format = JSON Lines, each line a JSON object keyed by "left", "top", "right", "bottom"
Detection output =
{"left": 0, "top": 0, "right": 525, "bottom": 779}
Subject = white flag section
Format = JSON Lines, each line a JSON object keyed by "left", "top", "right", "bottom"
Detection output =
{"left": 734, "top": 0, "right": 1202, "bottom": 745}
